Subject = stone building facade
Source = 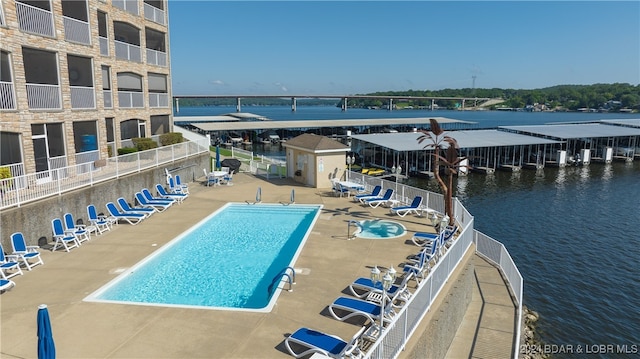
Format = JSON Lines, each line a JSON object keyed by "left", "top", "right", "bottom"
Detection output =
{"left": 0, "top": 0, "right": 172, "bottom": 177}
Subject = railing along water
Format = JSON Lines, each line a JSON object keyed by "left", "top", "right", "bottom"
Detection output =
{"left": 0, "top": 139, "right": 209, "bottom": 210}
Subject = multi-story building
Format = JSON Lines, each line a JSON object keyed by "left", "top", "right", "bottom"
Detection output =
{"left": 0, "top": 0, "right": 172, "bottom": 182}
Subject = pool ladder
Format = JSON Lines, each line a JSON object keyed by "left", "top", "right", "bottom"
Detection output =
{"left": 347, "top": 220, "right": 362, "bottom": 240}
{"left": 271, "top": 266, "right": 296, "bottom": 294}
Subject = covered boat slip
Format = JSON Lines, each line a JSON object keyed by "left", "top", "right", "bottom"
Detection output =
{"left": 500, "top": 122, "right": 640, "bottom": 164}
{"left": 351, "top": 130, "right": 561, "bottom": 176}
{"left": 351, "top": 120, "right": 640, "bottom": 175}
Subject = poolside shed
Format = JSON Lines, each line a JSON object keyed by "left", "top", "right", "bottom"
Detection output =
{"left": 283, "top": 133, "right": 350, "bottom": 188}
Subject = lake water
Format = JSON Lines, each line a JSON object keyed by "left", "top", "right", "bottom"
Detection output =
{"left": 177, "top": 106, "right": 640, "bottom": 357}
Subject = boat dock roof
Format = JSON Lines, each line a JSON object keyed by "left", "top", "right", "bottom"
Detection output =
{"left": 352, "top": 129, "right": 561, "bottom": 151}
{"left": 184, "top": 116, "right": 474, "bottom": 132}
{"left": 500, "top": 122, "right": 640, "bottom": 139}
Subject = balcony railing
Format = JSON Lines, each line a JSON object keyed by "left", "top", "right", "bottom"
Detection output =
{"left": 99, "top": 36, "right": 109, "bottom": 56}
{"left": 26, "top": 83, "right": 61, "bottom": 109}
{"left": 146, "top": 48, "right": 167, "bottom": 67}
{"left": 118, "top": 91, "right": 144, "bottom": 108}
{"left": 70, "top": 86, "right": 96, "bottom": 109}
{"left": 103, "top": 90, "right": 113, "bottom": 108}
{"left": 63, "top": 16, "right": 91, "bottom": 45}
{"left": 16, "top": 2, "right": 55, "bottom": 37}
{"left": 0, "top": 139, "right": 209, "bottom": 210}
{"left": 143, "top": 2, "right": 165, "bottom": 25}
{"left": 113, "top": 0, "right": 139, "bottom": 16}
{"left": 0, "top": 81, "right": 17, "bottom": 110}
{"left": 114, "top": 40, "right": 142, "bottom": 62}
{"left": 75, "top": 150, "right": 100, "bottom": 174}
{"left": 149, "top": 92, "right": 169, "bottom": 108}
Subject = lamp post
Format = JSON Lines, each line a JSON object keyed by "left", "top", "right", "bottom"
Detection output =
{"left": 346, "top": 154, "right": 355, "bottom": 181}
{"left": 371, "top": 266, "right": 394, "bottom": 340}
{"left": 391, "top": 165, "right": 402, "bottom": 199}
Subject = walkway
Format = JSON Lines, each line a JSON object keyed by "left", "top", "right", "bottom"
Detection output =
{"left": 446, "top": 255, "right": 518, "bottom": 358}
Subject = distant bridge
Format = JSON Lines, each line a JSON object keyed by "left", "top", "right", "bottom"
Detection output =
{"left": 173, "top": 94, "right": 503, "bottom": 112}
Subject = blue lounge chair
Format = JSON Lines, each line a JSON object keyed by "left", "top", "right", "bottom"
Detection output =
{"left": 353, "top": 185, "right": 381, "bottom": 203}
{"left": 174, "top": 175, "right": 190, "bottom": 193}
{"left": 141, "top": 188, "right": 176, "bottom": 205}
{"left": 404, "top": 241, "right": 439, "bottom": 283}
{"left": 135, "top": 192, "right": 172, "bottom": 212}
{"left": 63, "top": 212, "right": 92, "bottom": 243}
{"left": 0, "top": 243, "right": 23, "bottom": 279}
{"left": 332, "top": 182, "right": 350, "bottom": 197}
{"left": 87, "top": 204, "right": 113, "bottom": 234}
{"left": 362, "top": 189, "right": 394, "bottom": 208}
{"left": 411, "top": 225, "right": 457, "bottom": 247}
{"left": 202, "top": 169, "right": 219, "bottom": 187}
{"left": 390, "top": 196, "right": 423, "bottom": 217}
{"left": 348, "top": 272, "right": 413, "bottom": 305}
{"left": 0, "top": 279, "right": 16, "bottom": 293}
{"left": 10, "top": 232, "right": 44, "bottom": 270}
{"left": 117, "top": 197, "right": 155, "bottom": 218}
{"left": 327, "top": 296, "right": 396, "bottom": 327}
{"left": 106, "top": 202, "right": 145, "bottom": 225}
{"left": 52, "top": 218, "right": 81, "bottom": 252}
{"left": 284, "top": 326, "right": 366, "bottom": 359}
{"left": 155, "top": 184, "right": 187, "bottom": 203}
{"left": 168, "top": 176, "right": 188, "bottom": 195}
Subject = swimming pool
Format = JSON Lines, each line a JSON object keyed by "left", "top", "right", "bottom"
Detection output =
{"left": 84, "top": 203, "right": 322, "bottom": 312}
{"left": 354, "top": 219, "right": 406, "bottom": 239}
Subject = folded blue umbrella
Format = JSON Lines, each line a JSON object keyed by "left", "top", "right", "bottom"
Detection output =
{"left": 37, "top": 304, "right": 55, "bottom": 359}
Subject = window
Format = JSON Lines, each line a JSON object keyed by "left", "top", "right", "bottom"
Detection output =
{"left": 22, "top": 47, "right": 58, "bottom": 85}
{"left": 0, "top": 132, "right": 22, "bottom": 165}
{"left": 150, "top": 115, "right": 169, "bottom": 135}
{"left": 105, "top": 117, "right": 114, "bottom": 142}
{"left": 72, "top": 121, "right": 98, "bottom": 153}
{"left": 117, "top": 72, "right": 142, "bottom": 91}
{"left": 120, "top": 119, "right": 145, "bottom": 140}
{"left": 0, "top": 51, "right": 12, "bottom": 82}
{"left": 67, "top": 55, "right": 93, "bottom": 87}
{"left": 147, "top": 73, "right": 166, "bottom": 93}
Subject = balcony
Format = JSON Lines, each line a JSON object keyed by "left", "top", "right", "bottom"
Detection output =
{"left": 146, "top": 48, "right": 167, "bottom": 67}
{"left": 26, "top": 84, "right": 61, "bottom": 109}
{"left": 63, "top": 16, "right": 91, "bottom": 45}
{"left": 113, "top": 0, "right": 139, "bottom": 16}
{"left": 16, "top": 2, "right": 55, "bottom": 37}
{"left": 149, "top": 93, "right": 168, "bottom": 108}
{"left": 70, "top": 86, "right": 96, "bottom": 109}
{"left": 118, "top": 91, "right": 144, "bottom": 108}
{"left": 103, "top": 90, "right": 113, "bottom": 108}
{"left": 0, "top": 81, "right": 17, "bottom": 110}
{"left": 114, "top": 40, "right": 142, "bottom": 62}
{"left": 143, "top": 2, "right": 165, "bottom": 25}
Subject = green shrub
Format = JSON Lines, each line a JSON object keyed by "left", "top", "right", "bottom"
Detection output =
{"left": 0, "top": 166, "right": 14, "bottom": 191}
{"left": 117, "top": 147, "right": 138, "bottom": 155}
{"left": 159, "top": 132, "right": 183, "bottom": 146}
{"left": 132, "top": 137, "right": 158, "bottom": 151}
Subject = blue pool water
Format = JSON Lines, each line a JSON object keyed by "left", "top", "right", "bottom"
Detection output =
{"left": 85, "top": 203, "right": 322, "bottom": 311}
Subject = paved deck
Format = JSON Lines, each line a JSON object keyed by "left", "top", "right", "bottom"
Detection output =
{"left": 0, "top": 172, "right": 516, "bottom": 358}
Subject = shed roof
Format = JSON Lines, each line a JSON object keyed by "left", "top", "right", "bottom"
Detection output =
{"left": 500, "top": 123, "right": 640, "bottom": 139}
{"left": 351, "top": 129, "right": 561, "bottom": 151}
{"left": 283, "top": 133, "right": 350, "bottom": 153}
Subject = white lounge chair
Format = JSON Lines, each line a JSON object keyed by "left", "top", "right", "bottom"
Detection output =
{"left": 362, "top": 189, "right": 394, "bottom": 208}
{"left": 106, "top": 202, "right": 145, "bottom": 225}
{"left": 348, "top": 272, "right": 413, "bottom": 306}
{"left": 353, "top": 185, "right": 381, "bottom": 203}
{"left": 284, "top": 326, "right": 366, "bottom": 359}
{"left": 87, "top": 204, "right": 113, "bottom": 234}
{"left": 117, "top": 197, "right": 154, "bottom": 218}
{"left": 390, "top": 196, "right": 423, "bottom": 217}
{"left": 155, "top": 184, "right": 187, "bottom": 203}
{"left": 10, "top": 232, "right": 44, "bottom": 270}
{"left": 0, "top": 279, "right": 16, "bottom": 293}
{"left": 63, "top": 212, "right": 92, "bottom": 243}
{"left": 52, "top": 218, "right": 81, "bottom": 252}
{"left": 0, "top": 243, "right": 23, "bottom": 279}
{"left": 135, "top": 192, "right": 172, "bottom": 212}
{"left": 327, "top": 296, "right": 397, "bottom": 328}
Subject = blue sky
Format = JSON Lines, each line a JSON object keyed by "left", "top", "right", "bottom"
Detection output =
{"left": 167, "top": 1, "right": 640, "bottom": 96}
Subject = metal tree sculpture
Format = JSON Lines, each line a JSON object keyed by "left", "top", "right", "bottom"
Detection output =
{"left": 417, "top": 119, "right": 466, "bottom": 225}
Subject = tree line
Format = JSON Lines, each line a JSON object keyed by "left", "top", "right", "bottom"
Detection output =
{"left": 175, "top": 83, "right": 639, "bottom": 112}
{"left": 345, "top": 83, "right": 639, "bottom": 112}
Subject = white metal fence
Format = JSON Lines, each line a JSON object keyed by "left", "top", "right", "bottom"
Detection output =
{"left": 26, "top": 83, "right": 61, "bottom": 109}
{"left": 70, "top": 86, "right": 96, "bottom": 109}
{"left": 115, "top": 40, "right": 142, "bottom": 62}
{"left": 16, "top": 2, "right": 55, "bottom": 37}
{"left": 0, "top": 81, "right": 16, "bottom": 110}
{"left": 0, "top": 139, "right": 209, "bottom": 210}
{"left": 146, "top": 48, "right": 167, "bottom": 67}
{"left": 143, "top": 3, "right": 165, "bottom": 25}
{"left": 63, "top": 16, "right": 91, "bottom": 45}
